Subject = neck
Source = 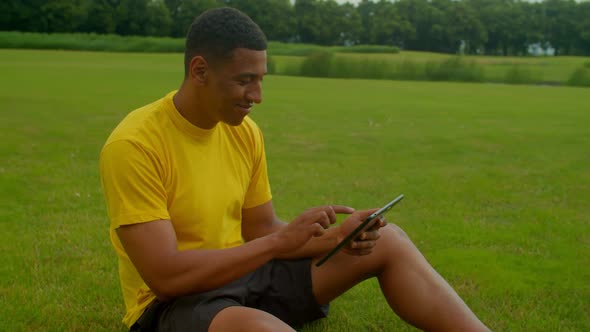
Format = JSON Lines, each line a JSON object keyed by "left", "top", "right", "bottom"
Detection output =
{"left": 173, "top": 82, "right": 217, "bottom": 130}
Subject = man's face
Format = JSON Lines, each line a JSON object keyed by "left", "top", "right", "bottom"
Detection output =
{"left": 205, "top": 48, "right": 267, "bottom": 126}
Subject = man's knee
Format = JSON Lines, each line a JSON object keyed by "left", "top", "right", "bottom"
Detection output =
{"left": 375, "top": 223, "right": 417, "bottom": 262}
{"left": 381, "top": 223, "right": 411, "bottom": 245}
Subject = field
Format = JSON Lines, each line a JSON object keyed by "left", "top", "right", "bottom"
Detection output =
{"left": 1, "top": 49, "right": 589, "bottom": 331}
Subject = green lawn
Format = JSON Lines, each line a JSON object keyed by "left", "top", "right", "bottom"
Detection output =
{"left": 1, "top": 49, "right": 589, "bottom": 331}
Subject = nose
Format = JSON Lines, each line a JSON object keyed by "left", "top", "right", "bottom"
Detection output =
{"left": 246, "top": 81, "right": 262, "bottom": 104}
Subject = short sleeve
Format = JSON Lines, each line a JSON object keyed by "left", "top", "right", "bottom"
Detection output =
{"left": 100, "top": 140, "right": 170, "bottom": 229}
{"left": 242, "top": 126, "right": 272, "bottom": 209}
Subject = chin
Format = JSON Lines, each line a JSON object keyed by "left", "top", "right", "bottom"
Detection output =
{"left": 224, "top": 117, "right": 246, "bottom": 126}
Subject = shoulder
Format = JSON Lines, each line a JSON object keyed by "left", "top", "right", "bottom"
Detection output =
{"left": 102, "top": 95, "right": 172, "bottom": 154}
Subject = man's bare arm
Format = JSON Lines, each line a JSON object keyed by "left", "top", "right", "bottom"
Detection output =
{"left": 117, "top": 209, "right": 333, "bottom": 301}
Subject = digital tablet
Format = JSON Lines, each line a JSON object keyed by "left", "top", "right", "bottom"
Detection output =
{"left": 315, "top": 194, "right": 404, "bottom": 267}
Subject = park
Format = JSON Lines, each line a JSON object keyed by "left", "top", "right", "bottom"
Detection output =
{"left": 1, "top": 0, "right": 589, "bottom": 331}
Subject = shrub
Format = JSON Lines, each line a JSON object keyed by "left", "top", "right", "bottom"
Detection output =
{"left": 567, "top": 67, "right": 590, "bottom": 87}
{"left": 424, "top": 57, "right": 485, "bottom": 82}
{"left": 503, "top": 65, "right": 539, "bottom": 85}
{"left": 300, "top": 51, "right": 335, "bottom": 78}
{"left": 0, "top": 31, "right": 184, "bottom": 53}
{"left": 391, "top": 60, "right": 426, "bottom": 81}
{"left": 267, "top": 56, "right": 276, "bottom": 75}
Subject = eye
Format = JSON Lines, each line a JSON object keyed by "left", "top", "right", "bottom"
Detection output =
{"left": 237, "top": 77, "right": 253, "bottom": 86}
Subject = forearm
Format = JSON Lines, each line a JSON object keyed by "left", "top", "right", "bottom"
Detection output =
{"left": 151, "top": 235, "right": 280, "bottom": 300}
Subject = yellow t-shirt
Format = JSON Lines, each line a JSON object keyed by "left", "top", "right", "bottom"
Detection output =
{"left": 99, "top": 91, "right": 272, "bottom": 327}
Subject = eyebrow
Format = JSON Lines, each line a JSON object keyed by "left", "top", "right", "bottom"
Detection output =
{"left": 234, "top": 72, "right": 266, "bottom": 80}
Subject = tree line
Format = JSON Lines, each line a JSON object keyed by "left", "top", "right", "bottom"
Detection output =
{"left": 1, "top": 0, "right": 589, "bottom": 56}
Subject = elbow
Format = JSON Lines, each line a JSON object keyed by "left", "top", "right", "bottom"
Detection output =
{"left": 146, "top": 276, "right": 179, "bottom": 301}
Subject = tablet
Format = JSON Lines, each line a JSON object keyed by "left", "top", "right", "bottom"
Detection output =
{"left": 315, "top": 194, "right": 404, "bottom": 267}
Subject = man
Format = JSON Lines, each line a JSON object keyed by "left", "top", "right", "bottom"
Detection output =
{"left": 100, "top": 7, "right": 490, "bottom": 332}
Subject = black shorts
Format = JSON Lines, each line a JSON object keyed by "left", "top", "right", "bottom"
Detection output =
{"left": 130, "top": 258, "right": 329, "bottom": 332}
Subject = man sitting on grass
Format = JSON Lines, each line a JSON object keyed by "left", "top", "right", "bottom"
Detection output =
{"left": 100, "top": 7, "right": 490, "bottom": 332}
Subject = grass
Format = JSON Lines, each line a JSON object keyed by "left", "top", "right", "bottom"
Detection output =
{"left": 1, "top": 49, "right": 589, "bottom": 331}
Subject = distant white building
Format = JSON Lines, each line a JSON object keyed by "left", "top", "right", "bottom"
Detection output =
{"left": 528, "top": 43, "right": 555, "bottom": 56}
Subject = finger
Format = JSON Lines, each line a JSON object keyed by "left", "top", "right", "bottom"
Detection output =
{"left": 324, "top": 206, "right": 338, "bottom": 224}
{"left": 311, "top": 223, "right": 325, "bottom": 237}
{"left": 330, "top": 205, "right": 355, "bottom": 215}
{"left": 350, "top": 240, "right": 377, "bottom": 250}
{"left": 367, "top": 217, "right": 387, "bottom": 231}
{"left": 309, "top": 210, "right": 331, "bottom": 229}
{"left": 357, "top": 230, "right": 381, "bottom": 241}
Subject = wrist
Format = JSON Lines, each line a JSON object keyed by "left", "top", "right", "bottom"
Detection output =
{"left": 263, "top": 232, "right": 284, "bottom": 258}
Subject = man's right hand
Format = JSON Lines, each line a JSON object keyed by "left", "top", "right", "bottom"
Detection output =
{"left": 271, "top": 205, "right": 354, "bottom": 254}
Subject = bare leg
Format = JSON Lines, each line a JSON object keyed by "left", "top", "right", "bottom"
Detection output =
{"left": 312, "top": 224, "right": 490, "bottom": 332}
{"left": 209, "top": 306, "right": 296, "bottom": 332}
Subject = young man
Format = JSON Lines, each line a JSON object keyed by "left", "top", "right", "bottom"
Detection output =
{"left": 100, "top": 7, "right": 490, "bottom": 332}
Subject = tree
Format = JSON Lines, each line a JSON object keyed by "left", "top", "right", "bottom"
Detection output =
{"left": 445, "top": 0, "right": 487, "bottom": 54}
{"left": 144, "top": 0, "right": 173, "bottom": 37}
{"left": 41, "top": 0, "right": 86, "bottom": 33}
{"left": 81, "top": 0, "right": 117, "bottom": 34}
{"left": 222, "top": 0, "right": 296, "bottom": 42}
{"left": 294, "top": 0, "right": 322, "bottom": 44}
{"left": 544, "top": 0, "right": 578, "bottom": 55}
{"left": 359, "top": 0, "right": 414, "bottom": 47}
{"left": 575, "top": 2, "right": 590, "bottom": 55}
{"left": 166, "top": 0, "right": 221, "bottom": 37}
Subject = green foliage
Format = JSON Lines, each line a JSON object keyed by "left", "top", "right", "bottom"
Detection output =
{"left": 1, "top": 31, "right": 587, "bottom": 87}
{"left": 295, "top": 53, "right": 486, "bottom": 84}
{"left": 267, "top": 56, "right": 277, "bottom": 75}
{"left": 567, "top": 67, "right": 590, "bottom": 87}
{"left": 300, "top": 51, "right": 334, "bottom": 78}
{"left": 268, "top": 42, "right": 399, "bottom": 56}
{"left": 0, "top": 31, "right": 184, "bottom": 52}
{"left": 268, "top": 41, "right": 327, "bottom": 56}
{"left": 0, "top": 0, "right": 589, "bottom": 55}
{"left": 504, "top": 65, "right": 540, "bottom": 85}
{"left": 423, "top": 57, "right": 485, "bottom": 82}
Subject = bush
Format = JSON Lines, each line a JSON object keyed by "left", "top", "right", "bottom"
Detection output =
{"left": 0, "top": 31, "right": 184, "bottom": 53}
{"left": 567, "top": 67, "right": 590, "bottom": 87}
{"left": 391, "top": 60, "right": 426, "bottom": 81}
{"left": 424, "top": 57, "right": 485, "bottom": 82}
{"left": 300, "top": 51, "right": 335, "bottom": 78}
{"left": 503, "top": 65, "right": 539, "bottom": 85}
{"left": 267, "top": 56, "right": 277, "bottom": 75}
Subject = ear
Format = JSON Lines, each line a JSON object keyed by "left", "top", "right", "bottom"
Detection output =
{"left": 189, "top": 56, "right": 208, "bottom": 84}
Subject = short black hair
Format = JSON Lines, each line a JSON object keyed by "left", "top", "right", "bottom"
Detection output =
{"left": 184, "top": 7, "right": 268, "bottom": 77}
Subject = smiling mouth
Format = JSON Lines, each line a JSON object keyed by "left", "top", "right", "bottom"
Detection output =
{"left": 237, "top": 103, "right": 253, "bottom": 111}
